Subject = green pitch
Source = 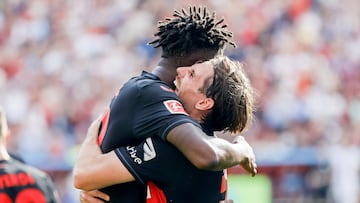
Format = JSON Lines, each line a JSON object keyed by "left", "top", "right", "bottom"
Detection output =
{"left": 228, "top": 174, "right": 272, "bottom": 203}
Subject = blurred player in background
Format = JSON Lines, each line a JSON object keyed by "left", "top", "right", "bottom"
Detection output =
{"left": 74, "top": 6, "right": 256, "bottom": 203}
{"left": 75, "top": 56, "right": 255, "bottom": 203}
{"left": 0, "top": 106, "right": 61, "bottom": 203}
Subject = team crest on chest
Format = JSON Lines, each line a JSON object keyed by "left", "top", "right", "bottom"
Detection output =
{"left": 163, "top": 100, "right": 188, "bottom": 115}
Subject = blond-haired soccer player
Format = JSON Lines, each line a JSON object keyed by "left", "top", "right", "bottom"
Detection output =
{"left": 0, "top": 106, "right": 61, "bottom": 203}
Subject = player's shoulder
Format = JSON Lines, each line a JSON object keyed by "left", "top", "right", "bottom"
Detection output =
{"left": 135, "top": 71, "right": 176, "bottom": 95}
{"left": 118, "top": 71, "right": 168, "bottom": 95}
{"left": 136, "top": 71, "right": 166, "bottom": 86}
{"left": 11, "top": 159, "right": 51, "bottom": 180}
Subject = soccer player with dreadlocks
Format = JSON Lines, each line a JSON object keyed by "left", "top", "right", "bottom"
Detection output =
{"left": 74, "top": 6, "right": 256, "bottom": 203}
{"left": 76, "top": 56, "right": 256, "bottom": 203}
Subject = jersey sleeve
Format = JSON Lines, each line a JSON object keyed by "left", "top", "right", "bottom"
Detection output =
{"left": 114, "top": 136, "right": 228, "bottom": 202}
{"left": 114, "top": 137, "right": 181, "bottom": 185}
{"left": 133, "top": 81, "right": 201, "bottom": 141}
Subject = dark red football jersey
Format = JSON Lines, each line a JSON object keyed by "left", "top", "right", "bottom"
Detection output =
{"left": 0, "top": 159, "right": 60, "bottom": 203}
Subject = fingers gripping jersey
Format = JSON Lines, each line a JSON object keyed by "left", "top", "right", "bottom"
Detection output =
{"left": 97, "top": 71, "right": 200, "bottom": 202}
{"left": 0, "top": 159, "right": 60, "bottom": 203}
{"left": 116, "top": 137, "right": 227, "bottom": 203}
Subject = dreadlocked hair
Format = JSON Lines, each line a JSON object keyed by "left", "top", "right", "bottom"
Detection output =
{"left": 149, "top": 6, "right": 236, "bottom": 57}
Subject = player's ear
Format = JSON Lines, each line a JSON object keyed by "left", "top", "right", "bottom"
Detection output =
{"left": 195, "top": 98, "right": 214, "bottom": 111}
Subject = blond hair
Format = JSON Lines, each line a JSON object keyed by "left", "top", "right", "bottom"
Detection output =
{"left": 0, "top": 106, "right": 8, "bottom": 139}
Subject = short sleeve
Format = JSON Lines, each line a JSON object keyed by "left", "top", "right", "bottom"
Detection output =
{"left": 114, "top": 137, "right": 180, "bottom": 184}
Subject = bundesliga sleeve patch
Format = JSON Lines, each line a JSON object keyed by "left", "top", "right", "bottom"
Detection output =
{"left": 163, "top": 100, "right": 188, "bottom": 115}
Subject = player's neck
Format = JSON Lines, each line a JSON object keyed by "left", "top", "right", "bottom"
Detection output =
{"left": 152, "top": 59, "right": 177, "bottom": 89}
{"left": 0, "top": 146, "right": 10, "bottom": 160}
{"left": 187, "top": 109, "right": 208, "bottom": 123}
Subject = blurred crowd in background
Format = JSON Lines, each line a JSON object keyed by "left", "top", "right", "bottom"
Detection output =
{"left": 0, "top": 0, "right": 359, "bottom": 202}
